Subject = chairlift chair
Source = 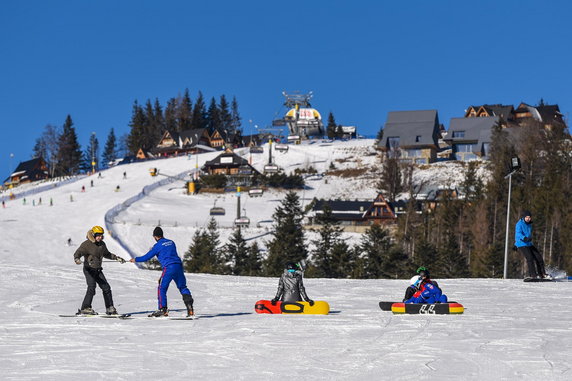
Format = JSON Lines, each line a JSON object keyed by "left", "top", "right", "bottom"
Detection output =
{"left": 274, "top": 144, "right": 289, "bottom": 152}
{"left": 234, "top": 216, "right": 250, "bottom": 227}
{"left": 250, "top": 146, "right": 264, "bottom": 154}
{"left": 209, "top": 200, "right": 226, "bottom": 216}
{"left": 263, "top": 164, "right": 280, "bottom": 174}
{"left": 248, "top": 188, "right": 264, "bottom": 197}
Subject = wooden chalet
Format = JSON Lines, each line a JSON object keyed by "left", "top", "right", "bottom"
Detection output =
{"left": 153, "top": 129, "right": 211, "bottom": 156}
{"left": 209, "top": 130, "right": 226, "bottom": 149}
{"left": 378, "top": 110, "right": 442, "bottom": 164}
{"left": 464, "top": 104, "right": 515, "bottom": 123}
{"left": 4, "top": 157, "right": 49, "bottom": 187}
{"left": 308, "top": 193, "right": 397, "bottom": 231}
{"left": 513, "top": 102, "right": 565, "bottom": 130}
{"left": 202, "top": 151, "right": 261, "bottom": 187}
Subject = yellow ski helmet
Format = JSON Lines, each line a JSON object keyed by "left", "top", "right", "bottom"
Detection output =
{"left": 92, "top": 226, "right": 104, "bottom": 235}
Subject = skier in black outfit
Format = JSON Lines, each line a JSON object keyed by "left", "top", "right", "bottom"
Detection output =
{"left": 73, "top": 226, "right": 126, "bottom": 315}
{"left": 271, "top": 262, "right": 314, "bottom": 305}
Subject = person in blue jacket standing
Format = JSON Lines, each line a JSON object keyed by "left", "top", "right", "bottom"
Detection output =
{"left": 130, "top": 227, "right": 194, "bottom": 317}
{"left": 514, "top": 210, "right": 548, "bottom": 280}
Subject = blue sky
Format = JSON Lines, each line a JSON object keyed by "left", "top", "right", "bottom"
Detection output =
{"left": 1, "top": 0, "right": 571, "bottom": 179}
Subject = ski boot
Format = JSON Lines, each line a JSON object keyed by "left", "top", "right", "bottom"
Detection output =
{"left": 183, "top": 294, "right": 194, "bottom": 317}
{"left": 106, "top": 306, "right": 118, "bottom": 315}
{"left": 148, "top": 307, "right": 168, "bottom": 317}
{"left": 78, "top": 307, "right": 98, "bottom": 315}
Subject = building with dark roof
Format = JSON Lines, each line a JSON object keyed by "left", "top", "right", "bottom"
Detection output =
{"left": 308, "top": 193, "right": 397, "bottom": 231}
{"left": 202, "top": 151, "right": 261, "bottom": 187}
{"left": 4, "top": 157, "right": 49, "bottom": 187}
{"left": 444, "top": 116, "right": 500, "bottom": 161}
{"left": 153, "top": 129, "right": 211, "bottom": 156}
{"left": 513, "top": 102, "right": 565, "bottom": 130}
{"left": 465, "top": 104, "right": 515, "bottom": 123}
{"left": 378, "top": 110, "right": 442, "bottom": 164}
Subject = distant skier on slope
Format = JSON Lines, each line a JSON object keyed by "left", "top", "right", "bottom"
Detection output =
{"left": 129, "top": 227, "right": 194, "bottom": 317}
{"left": 404, "top": 268, "right": 448, "bottom": 304}
{"left": 514, "top": 210, "right": 549, "bottom": 280}
{"left": 271, "top": 262, "right": 314, "bottom": 305}
{"left": 73, "top": 225, "right": 127, "bottom": 315}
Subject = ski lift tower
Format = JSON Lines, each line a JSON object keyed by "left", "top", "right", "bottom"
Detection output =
{"left": 279, "top": 91, "right": 324, "bottom": 138}
{"left": 257, "top": 127, "right": 283, "bottom": 174}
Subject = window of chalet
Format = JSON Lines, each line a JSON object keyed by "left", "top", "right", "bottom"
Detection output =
{"left": 387, "top": 137, "right": 400, "bottom": 149}
{"left": 454, "top": 143, "right": 475, "bottom": 153}
{"left": 452, "top": 131, "right": 465, "bottom": 138}
{"left": 415, "top": 135, "right": 421, "bottom": 142}
{"left": 482, "top": 143, "right": 491, "bottom": 157}
{"left": 406, "top": 148, "right": 422, "bottom": 157}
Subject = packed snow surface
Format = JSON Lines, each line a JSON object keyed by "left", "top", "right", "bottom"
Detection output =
{"left": 1, "top": 140, "right": 571, "bottom": 380}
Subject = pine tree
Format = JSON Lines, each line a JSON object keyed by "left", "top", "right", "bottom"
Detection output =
{"left": 326, "top": 112, "right": 337, "bottom": 139}
{"left": 127, "top": 101, "right": 147, "bottom": 155}
{"left": 230, "top": 96, "right": 242, "bottom": 138}
{"left": 311, "top": 203, "right": 344, "bottom": 277}
{"left": 415, "top": 239, "right": 438, "bottom": 269}
{"left": 192, "top": 91, "right": 207, "bottom": 130}
{"left": 164, "top": 98, "right": 179, "bottom": 132}
{"left": 55, "top": 115, "right": 82, "bottom": 176}
{"left": 225, "top": 227, "right": 249, "bottom": 275}
{"left": 183, "top": 219, "right": 223, "bottom": 274}
{"left": 358, "top": 224, "right": 392, "bottom": 278}
{"left": 375, "top": 125, "right": 384, "bottom": 144}
{"left": 144, "top": 99, "right": 162, "bottom": 151}
{"left": 329, "top": 241, "right": 353, "bottom": 278}
{"left": 245, "top": 241, "right": 263, "bottom": 276}
{"left": 153, "top": 98, "right": 165, "bottom": 133}
{"left": 265, "top": 191, "right": 307, "bottom": 276}
{"left": 382, "top": 246, "right": 411, "bottom": 279}
{"left": 178, "top": 89, "right": 193, "bottom": 131}
{"left": 207, "top": 97, "right": 221, "bottom": 134}
{"left": 437, "top": 234, "right": 469, "bottom": 278}
{"left": 82, "top": 133, "right": 99, "bottom": 173}
{"left": 102, "top": 128, "right": 117, "bottom": 167}
{"left": 219, "top": 94, "right": 232, "bottom": 135}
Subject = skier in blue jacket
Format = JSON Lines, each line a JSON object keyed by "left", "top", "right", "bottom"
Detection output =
{"left": 514, "top": 210, "right": 548, "bottom": 279}
{"left": 130, "top": 227, "right": 194, "bottom": 317}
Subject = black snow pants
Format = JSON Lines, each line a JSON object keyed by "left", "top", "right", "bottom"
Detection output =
{"left": 518, "top": 246, "right": 546, "bottom": 278}
{"left": 81, "top": 266, "right": 114, "bottom": 309}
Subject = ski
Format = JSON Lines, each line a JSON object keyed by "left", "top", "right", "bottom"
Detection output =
{"left": 59, "top": 313, "right": 132, "bottom": 319}
{"left": 523, "top": 277, "right": 555, "bottom": 282}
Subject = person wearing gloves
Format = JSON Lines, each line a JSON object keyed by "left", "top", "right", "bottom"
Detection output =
{"left": 73, "top": 225, "right": 126, "bottom": 315}
{"left": 271, "top": 262, "right": 314, "bottom": 305}
{"left": 514, "top": 210, "right": 549, "bottom": 279}
{"left": 130, "top": 227, "right": 194, "bottom": 317}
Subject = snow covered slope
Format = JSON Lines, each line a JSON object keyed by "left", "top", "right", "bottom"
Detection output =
{"left": 1, "top": 140, "right": 571, "bottom": 380}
